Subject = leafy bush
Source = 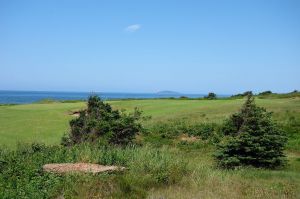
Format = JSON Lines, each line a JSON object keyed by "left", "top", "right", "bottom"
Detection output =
{"left": 215, "top": 94, "right": 287, "bottom": 169}
{"left": 62, "top": 96, "right": 143, "bottom": 146}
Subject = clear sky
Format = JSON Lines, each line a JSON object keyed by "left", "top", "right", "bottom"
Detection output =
{"left": 0, "top": 0, "right": 299, "bottom": 94}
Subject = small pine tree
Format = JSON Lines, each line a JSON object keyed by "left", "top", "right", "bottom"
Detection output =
{"left": 62, "top": 96, "right": 143, "bottom": 146}
{"left": 215, "top": 94, "right": 287, "bottom": 168}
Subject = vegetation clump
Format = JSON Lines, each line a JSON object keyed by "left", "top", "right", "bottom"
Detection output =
{"left": 230, "top": 91, "right": 253, "bottom": 98}
{"left": 62, "top": 96, "right": 143, "bottom": 146}
{"left": 204, "top": 92, "right": 217, "bottom": 100}
{"left": 258, "top": 90, "right": 272, "bottom": 95}
{"left": 215, "top": 94, "right": 287, "bottom": 169}
{"left": 0, "top": 143, "right": 187, "bottom": 199}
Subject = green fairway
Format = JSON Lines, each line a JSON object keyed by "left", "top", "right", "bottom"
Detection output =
{"left": 0, "top": 98, "right": 299, "bottom": 148}
{"left": 0, "top": 102, "right": 84, "bottom": 147}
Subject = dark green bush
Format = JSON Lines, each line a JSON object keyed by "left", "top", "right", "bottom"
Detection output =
{"left": 258, "top": 90, "right": 272, "bottom": 95}
{"left": 179, "top": 96, "right": 188, "bottom": 99}
{"left": 215, "top": 94, "right": 287, "bottom": 169}
{"left": 204, "top": 92, "right": 217, "bottom": 100}
{"left": 62, "top": 96, "right": 143, "bottom": 146}
{"left": 230, "top": 91, "right": 253, "bottom": 98}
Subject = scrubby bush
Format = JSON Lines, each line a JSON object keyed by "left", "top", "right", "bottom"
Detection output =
{"left": 204, "top": 92, "right": 217, "bottom": 100}
{"left": 231, "top": 91, "right": 253, "bottom": 98}
{"left": 146, "top": 120, "right": 221, "bottom": 146}
{"left": 215, "top": 94, "right": 287, "bottom": 169}
{"left": 258, "top": 90, "right": 272, "bottom": 95}
{"left": 179, "top": 96, "right": 188, "bottom": 99}
{"left": 62, "top": 96, "right": 143, "bottom": 146}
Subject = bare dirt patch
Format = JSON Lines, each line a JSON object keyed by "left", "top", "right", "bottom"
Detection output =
{"left": 70, "top": 111, "right": 80, "bottom": 117}
{"left": 43, "top": 163, "right": 125, "bottom": 174}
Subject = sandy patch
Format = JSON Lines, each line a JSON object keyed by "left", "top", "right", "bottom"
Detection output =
{"left": 70, "top": 111, "right": 81, "bottom": 117}
{"left": 43, "top": 163, "right": 125, "bottom": 174}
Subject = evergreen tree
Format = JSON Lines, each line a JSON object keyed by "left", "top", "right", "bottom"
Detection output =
{"left": 215, "top": 94, "right": 287, "bottom": 168}
{"left": 205, "top": 92, "right": 217, "bottom": 100}
{"left": 62, "top": 96, "right": 143, "bottom": 146}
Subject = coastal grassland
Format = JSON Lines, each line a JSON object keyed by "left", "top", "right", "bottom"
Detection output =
{"left": 110, "top": 97, "right": 300, "bottom": 125}
{"left": 1, "top": 142, "right": 299, "bottom": 199}
{"left": 0, "top": 102, "right": 85, "bottom": 147}
{"left": 0, "top": 98, "right": 299, "bottom": 147}
{"left": 0, "top": 97, "right": 300, "bottom": 198}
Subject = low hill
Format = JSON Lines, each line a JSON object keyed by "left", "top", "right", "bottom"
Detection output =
{"left": 156, "top": 90, "right": 180, "bottom": 95}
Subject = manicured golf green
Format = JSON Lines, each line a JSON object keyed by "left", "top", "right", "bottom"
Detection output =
{"left": 0, "top": 98, "right": 299, "bottom": 148}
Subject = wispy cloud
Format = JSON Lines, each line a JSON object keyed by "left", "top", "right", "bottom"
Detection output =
{"left": 124, "top": 24, "right": 141, "bottom": 32}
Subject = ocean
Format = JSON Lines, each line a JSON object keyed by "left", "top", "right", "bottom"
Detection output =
{"left": 0, "top": 90, "right": 221, "bottom": 104}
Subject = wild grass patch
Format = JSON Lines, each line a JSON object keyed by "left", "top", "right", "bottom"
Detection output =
{"left": 0, "top": 143, "right": 188, "bottom": 199}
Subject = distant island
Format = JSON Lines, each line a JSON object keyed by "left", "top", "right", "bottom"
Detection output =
{"left": 156, "top": 91, "right": 181, "bottom": 95}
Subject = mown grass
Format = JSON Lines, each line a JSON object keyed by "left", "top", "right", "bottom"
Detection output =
{"left": 1, "top": 98, "right": 299, "bottom": 147}
{"left": 0, "top": 102, "right": 85, "bottom": 147}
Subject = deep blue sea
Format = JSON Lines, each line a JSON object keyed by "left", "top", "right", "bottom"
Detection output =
{"left": 0, "top": 90, "right": 227, "bottom": 104}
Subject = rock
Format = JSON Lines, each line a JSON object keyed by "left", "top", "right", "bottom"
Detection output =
{"left": 43, "top": 163, "right": 125, "bottom": 174}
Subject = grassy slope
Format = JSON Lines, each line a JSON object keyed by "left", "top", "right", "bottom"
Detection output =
{"left": 0, "top": 98, "right": 300, "bottom": 198}
{"left": 0, "top": 98, "right": 299, "bottom": 148}
{"left": 0, "top": 102, "right": 85, "bottom": 147}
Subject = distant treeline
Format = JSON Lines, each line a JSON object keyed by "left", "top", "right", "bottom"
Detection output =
{"left": 230, "top": 90, "right": 300, "bottom": 99}
{"left": 177, "top": 90, "right": 300, "bottom": 100}
{"left": 31, "top": 90, "right": 300, "bottom": 104}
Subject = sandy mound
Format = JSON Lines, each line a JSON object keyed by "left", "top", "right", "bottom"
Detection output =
{"left": 43, "top": 163, "right": 125, "bottom": 174}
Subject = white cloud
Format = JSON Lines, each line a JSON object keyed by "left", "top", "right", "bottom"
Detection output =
{"left": 124, "top": 24, "right": 141, "bottom": 32}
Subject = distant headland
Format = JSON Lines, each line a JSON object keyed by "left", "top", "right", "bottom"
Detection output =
{"left": 156, "top": 91, "right": 180, "bottom": 95}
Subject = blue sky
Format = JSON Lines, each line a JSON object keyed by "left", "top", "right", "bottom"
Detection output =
{"left": 0, "top": 0, "right": 299, "bottom": 94}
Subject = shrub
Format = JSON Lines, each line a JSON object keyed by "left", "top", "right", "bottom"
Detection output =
{"left": 215, "top": 94, "right": 287, "bottom": 169}
{"left": 204, "top": 92, "right": 217, "bottom": 100}
{"left": 258, "top": 90, "right": 272, "bottom": 95}
{"left": 146, "top": 121, "right": 221, "bottom": 146}
{"left": 179, "top": 96, "right": 188, "bottom": 99}
{"left": 62, "top": 96, "right": 143, "bottom": 146}
{"left": 230, "top": 91, "right": 253, "bottom": 98}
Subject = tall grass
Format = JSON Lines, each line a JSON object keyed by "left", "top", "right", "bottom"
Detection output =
{"left": 1, "top": 140, "right": 299, "bottom": 199}
{"left": 0, "top": 143, "right": 187, "bottom": 199}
